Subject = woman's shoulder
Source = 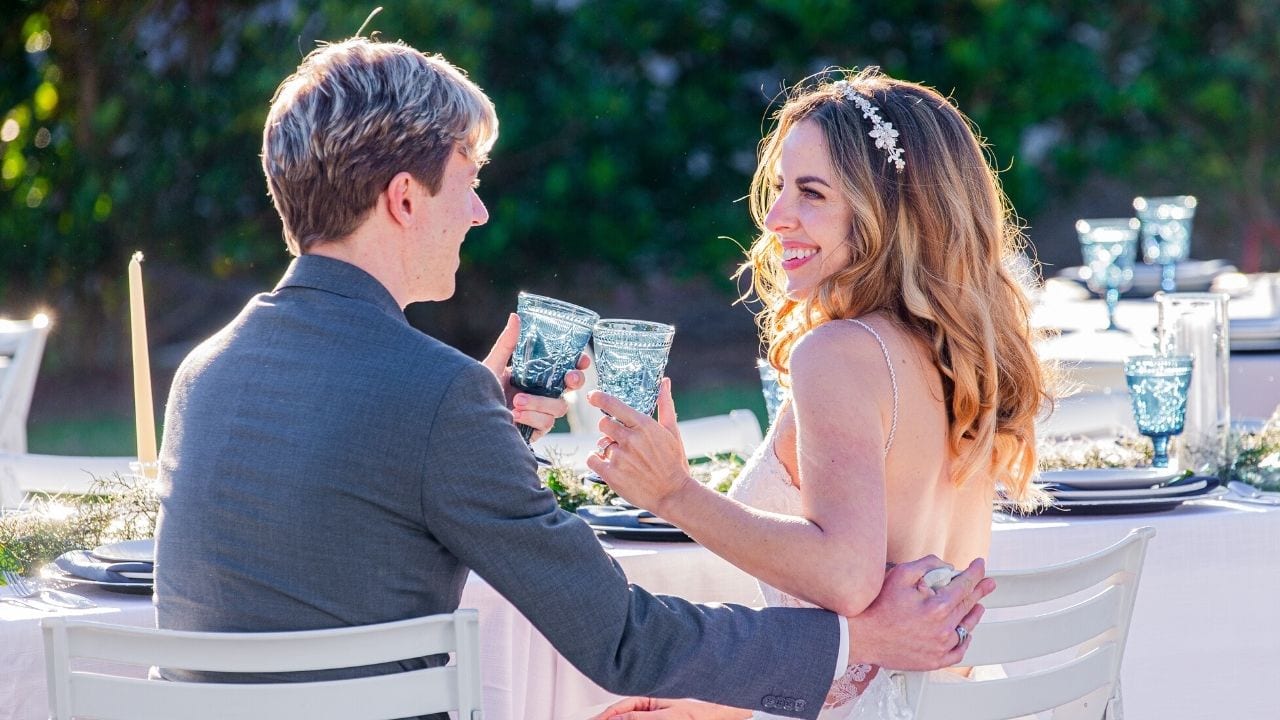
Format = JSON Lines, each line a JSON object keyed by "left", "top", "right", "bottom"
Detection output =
{"left": 791, "top": 315, "right": 895, "bottom": 369}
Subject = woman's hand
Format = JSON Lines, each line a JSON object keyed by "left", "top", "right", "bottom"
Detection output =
{"left": 584, "top": 378, "right": 693, "bottom": 514}
{"left": 589, "top": 697, "right": 751, "bottom": 720}
{"left": 481, "top": 313, "right": 590, "bottom": 441}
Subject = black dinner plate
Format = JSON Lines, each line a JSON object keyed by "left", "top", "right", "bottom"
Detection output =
{"left": 1033, "top": 478, "right": 1222, "bottom": 515}
{"left": 586, "top": 524, "right": 693, "bottom": 542}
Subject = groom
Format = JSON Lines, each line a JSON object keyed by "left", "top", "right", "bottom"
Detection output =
{"left": 154, "top": 37, "right": 992, "bottom": 720}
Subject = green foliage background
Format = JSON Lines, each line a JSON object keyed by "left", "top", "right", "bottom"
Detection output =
{"left": 2, "top": 0, "right": 1278, "bottom": 373}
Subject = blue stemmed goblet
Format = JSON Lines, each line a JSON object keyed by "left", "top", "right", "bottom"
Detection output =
{"left": 757, "top": 358, "right": 787, "bottom": 427}
{"left": 511, "top": 292, "right": 599, "bottom": 463}
{"left": 1134, "top": 195, "right": 1197, "bottom": 293}
{"left": 585, "top": 319, "right": 675, "bottom": 483}
{"left": 1076, "top": 218, "right": 1140, "bottom": 332}
{"left": 1124, "top": 354, "right": 1194, "bottom": 468}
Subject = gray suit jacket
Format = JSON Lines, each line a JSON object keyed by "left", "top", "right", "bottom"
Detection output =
{"left": 155, "top": 255, "right": 837, "bottom": 719}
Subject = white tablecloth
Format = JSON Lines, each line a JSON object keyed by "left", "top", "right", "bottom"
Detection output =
{"left": 5, "top": 500, "right": 1279, "bottom": 720}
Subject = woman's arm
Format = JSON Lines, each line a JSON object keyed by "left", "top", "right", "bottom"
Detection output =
{"left": 588, "top": 323, "right": 893, "bottom": 616}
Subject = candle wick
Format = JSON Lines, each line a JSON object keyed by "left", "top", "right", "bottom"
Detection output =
{"left": 132, "top": 250, "right": 145, "bottom": 263}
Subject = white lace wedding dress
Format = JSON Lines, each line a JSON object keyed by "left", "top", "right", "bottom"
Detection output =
{"left": 726, "top": 319, "right": 918, "bottom": 720}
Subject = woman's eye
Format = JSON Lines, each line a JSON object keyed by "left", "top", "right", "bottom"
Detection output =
{"left": 800, "top": 187, "right": 823, "bottom": 199}
{"left": 771, "top": 180, "right": 784, "bottom": 193}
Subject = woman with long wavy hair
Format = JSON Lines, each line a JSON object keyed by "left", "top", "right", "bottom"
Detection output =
{"left": 587, "top": 68, "right": 1051, "bottom": 719}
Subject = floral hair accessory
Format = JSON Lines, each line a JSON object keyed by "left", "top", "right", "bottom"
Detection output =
{"left": 832, "top": 80, "right": 905, "bottom": 173}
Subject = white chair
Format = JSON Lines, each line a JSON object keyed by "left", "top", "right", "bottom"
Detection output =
{"left": 0, "top": 314, "right": 50, "bottom": 455}
{"left": 902, "top": 526, "right": 1155, "bottom": 720}
{"left": 535, "top": 409, "right": 763, "bottom": 469}
{"left": 41, "top": 610, "right": 484, "bottom": 720}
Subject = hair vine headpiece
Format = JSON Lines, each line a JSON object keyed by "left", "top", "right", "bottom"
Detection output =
{"left": 832, "top": 80, "right": 905, "bottom": 173}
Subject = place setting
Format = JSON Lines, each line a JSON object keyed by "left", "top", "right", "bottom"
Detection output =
{"left": 1032, "top": 353, "right": 1226, "bottom": 514}
{"left": 40, "top": 538, "right": 155, "bottom": 595}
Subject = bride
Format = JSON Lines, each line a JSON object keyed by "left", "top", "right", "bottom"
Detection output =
{"left": 586, "top": 68, "right": 1049, "bottom": 720}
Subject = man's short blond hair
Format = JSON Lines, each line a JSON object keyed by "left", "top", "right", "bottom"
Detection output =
{"left": 262, "top": 37, "right": 498, "bottom": 255}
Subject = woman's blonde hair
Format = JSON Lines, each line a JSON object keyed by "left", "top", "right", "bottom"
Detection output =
{"left": 739, "top": 67, "right": 1051, "bottom": 506}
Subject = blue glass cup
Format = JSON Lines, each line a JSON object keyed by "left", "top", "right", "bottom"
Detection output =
{"left": 1076, "top": 218, "right": 1140, "bottom": 332}
{"left": 585, "top": 319, "right": 675, "bottom": 483}
{"left": 593, "top": 319, "right": 676, "bottom": 418}
{"left": 757, "top": 359, "right": 787, "bottom": 427}
{"left": 511, "top": 293, "right": 599, "bottom": 454}
{"left": 1134, "top": 195, "right": 1197, "bottom": 293}
{"left": 1124, "top": 354, "right": 1194, "bottom": 468}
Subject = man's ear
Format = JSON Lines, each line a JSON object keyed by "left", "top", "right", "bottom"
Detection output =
{"left": 384, "top": 171, "right": 417, "bottom": 228}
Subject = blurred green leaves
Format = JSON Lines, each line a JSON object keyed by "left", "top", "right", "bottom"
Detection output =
{"left": 1, "top": 0, "right": 1277, "bottom": 337}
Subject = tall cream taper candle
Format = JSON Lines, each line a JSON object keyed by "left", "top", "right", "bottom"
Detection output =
{"left": 128, "top": 251, "right": 158, "bottom": 478}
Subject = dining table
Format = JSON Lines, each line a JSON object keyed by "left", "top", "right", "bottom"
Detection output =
{"left": 3, "top": 494, "right": 1278, "bottom": 720}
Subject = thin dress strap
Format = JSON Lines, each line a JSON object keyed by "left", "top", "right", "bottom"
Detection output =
{"left": 845, "top": 318, "right": 898, "bottom": 456}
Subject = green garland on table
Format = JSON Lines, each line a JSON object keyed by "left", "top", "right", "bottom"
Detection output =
{"left": 542, "top": 453, "right": 746, "bottom": 512}
{"left": 1227, "top": 408, "right": 1280, "bottom": 491}
{"left": 0, "top": 472, "right": 159, "bottom": 581}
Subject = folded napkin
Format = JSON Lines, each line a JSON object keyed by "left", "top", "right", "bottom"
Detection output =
{"left": 54, "top": 550, "right": 153, "bottom": 584}
{"left": 576, "top": 505, "right": 676, "bottom": 529}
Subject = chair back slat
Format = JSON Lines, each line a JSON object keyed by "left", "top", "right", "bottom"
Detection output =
{"left": 70, "top": 667, "right": 459, "bottom": 720}
{"left": 912, "top": 644, "right": 1118, "bottom": 720}
{"left": 902, "top": 527, "right": 1154, "bottom": 720}
{"left": 43, "top": 609, "right": 483, "bottom": 720}
{"left": 961, "top": 583, "right": 1123, "bottom": 666}
{"left": 61, "top": 614, "right": 459, "bottom": 672}
{"left": 983, "top": 527, "right": 1152, "bottom": 608}
{"left": 0, "top": 316, "right": 49, "bottom": 463}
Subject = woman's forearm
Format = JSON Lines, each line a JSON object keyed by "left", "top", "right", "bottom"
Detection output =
{"left": 657, "top": 478, "right": 886, "bottom": 616}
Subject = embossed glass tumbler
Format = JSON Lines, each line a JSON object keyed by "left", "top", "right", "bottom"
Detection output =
{"left": 1076, "top": 218, "right": 1140, "bottom": 331}
{"left": 1124, "top": 354, "right": 1194, "bottom": 468}
{"left": 586, "top": 319, "right": 675, "bottom": 483}
{"left": 510, "top": 292, "right": 599, "bottom": 459}
{"left": 1156, "top": 292, "right": 1230, "bottom": 472}
{"left": 1134, "top": 195, "right": 1197, "bottom": 293}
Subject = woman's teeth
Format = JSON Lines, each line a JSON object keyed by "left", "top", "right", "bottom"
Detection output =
{"left": 782, "top": 247, "right": 817, "bottom": 262}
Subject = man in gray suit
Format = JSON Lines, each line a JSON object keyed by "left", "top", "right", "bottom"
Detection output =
{"left": 155, "top": 37, "right": 991, "bottom": 720}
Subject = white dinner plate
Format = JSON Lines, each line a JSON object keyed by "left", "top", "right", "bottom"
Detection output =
{"left": 1048, "top": 478, "right": 1207, "bottom": 501}
{"left": 1037, "top": 467, "right": 1184, "bottom": 491}
{"left": 90, "top": 538, "right": 155, "bottom": 564}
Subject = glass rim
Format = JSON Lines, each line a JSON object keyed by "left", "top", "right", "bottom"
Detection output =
{"left": 1124, "top": 354, "right": 1194, "bottom": 372}
{"left": 1075, "top": 217, "right": 1141, "bottom": 233}
{"left": 1133, "top": 195, "right": 1197, "bottom": 210}
{"left": 1152, "top": 291, "right": 1229, "bottom": 304}
{"left": 593, "top": 318, "right": 675, "bottom": 335}
{"left": 516, "top": 292, "right": 600, "bottom": 322}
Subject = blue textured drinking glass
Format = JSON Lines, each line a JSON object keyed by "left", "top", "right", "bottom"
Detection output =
{"left": 1076, "top": 218, "right": 1140, "bottom": 331}
{"left": 593, "top": 319, "right": 676, "bottom": 418}
{"left": 1124, "top": 354, "right": 1194, "bottom": 468}
{"left": 1134, "top": 195, "right": 1197, "bottom": 293}
{"left": 584, "top": 319, "right": 675, "bottom": 484}
{"left": 757, "top": 359, "right": 787, "bottom": 427}
{"left": 511, "top": 293, "right": 599, "bottom": 451}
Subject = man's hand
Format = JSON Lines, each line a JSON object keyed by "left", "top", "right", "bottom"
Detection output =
{"left": 845, "top": 556, "right": 994, "bottom": 671}
{"left": 481, "top": 313, "right": 590, "bottom": 442}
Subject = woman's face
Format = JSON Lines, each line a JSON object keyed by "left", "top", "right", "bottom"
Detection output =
{"left": 764, "top": 119, "right": 855, "bottom": 300}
